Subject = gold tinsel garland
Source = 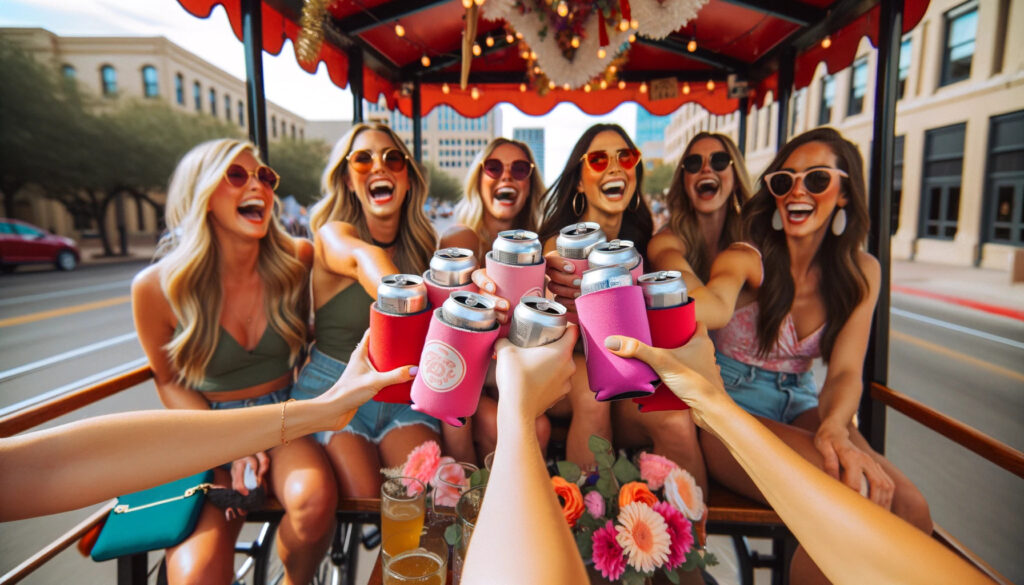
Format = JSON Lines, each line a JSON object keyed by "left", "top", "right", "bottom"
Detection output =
{"left": 296, "top": 0, "right": 329, "bottom": 66}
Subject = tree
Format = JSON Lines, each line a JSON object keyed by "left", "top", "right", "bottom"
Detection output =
{"left": 644, "top": 162, "right": 676, "bottom": 197}
{"left": 422, "top": 161, "right": 463, "bottom": 203}
{"left": 270, "top": 138, "right": 329, "bottom": 206}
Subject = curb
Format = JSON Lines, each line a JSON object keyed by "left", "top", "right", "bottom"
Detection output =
{"left": 892, "top": 285, "right": 1024, "bottom": 322}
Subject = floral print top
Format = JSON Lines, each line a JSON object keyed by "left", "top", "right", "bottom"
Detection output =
{"left": 711, "top": 301, "right": 824, "bottom": 373}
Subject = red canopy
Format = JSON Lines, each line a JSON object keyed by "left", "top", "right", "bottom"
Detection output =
{"left": 178, "top": 0, "right": 930, "bottom": 117}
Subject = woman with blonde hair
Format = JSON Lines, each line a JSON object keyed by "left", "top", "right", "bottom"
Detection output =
{"left": 292, "top": 123, "right": 443, "bottom": 498}
{"left": 131, "top": 138, "right": 335, "bottom": 585}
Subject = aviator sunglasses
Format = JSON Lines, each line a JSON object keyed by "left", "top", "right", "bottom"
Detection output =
{"left": 482, "top": 158, "right": 534, "bottom": 181}
{"left": 764, "top": 168, "right": 849, "bottom": 197}
{"left": 225, "top": 164, "right": 280, "bottom": 190}
{"left": 581, "top": 148, "right": 641, "bottom": 173}
{"left": 347, "top": 148, "right": 408, "bottom": 173}
{"left": 682, "top": 151, "right": 732, "bottom": 174}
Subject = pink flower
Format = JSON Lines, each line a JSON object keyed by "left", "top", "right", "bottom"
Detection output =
{"left": 664, "top": 468, "right": 705, "bottom": 521}
{"left": 638, "top": 452, "right": 678, "bottom": 490}
{"left": 591, "top": 520, "right": 626, "bottom": 581}
{"left": 401, "top": 440, "right": 442, "bottom": 494}
{"left": 653, "top": 501, "right": 694, "bottom": 570}
{"left": 431, "top": 459, "right": 466, "bottom": 508}
{"left": 615, "top": 502, "right": 671, "bottom": 573}
{"left": 584, "top": 490, "right": 605, "bottom": 518}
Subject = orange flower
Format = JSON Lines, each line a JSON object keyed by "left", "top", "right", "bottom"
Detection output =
{"left": 618, "top": 481, "right": 658, "bottom": 508}
{"left": 551, "top": 476, "right": 585, "bottom": 527}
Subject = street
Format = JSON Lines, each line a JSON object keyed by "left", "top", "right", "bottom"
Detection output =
{"left": 1, "top": 258, "right": 1022, "bottom": 583}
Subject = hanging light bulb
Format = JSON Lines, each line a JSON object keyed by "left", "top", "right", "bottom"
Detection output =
{"left": 471, "top": 87, "right": 480, "bottom": 100}
{"left": 557, "top": 1, "right": 568, "bottom": 17}
{"left": 584, "top": 83, "right": 592, "bottom": 93}
{"left": 473, "top": 0, "right": 484, "bottom": 5}
{"left": 506, "top": 33, "right": 515, "bottom": 44}
{"left": 631, "top": 19, "right": 639, "bottom": 29}
{"left": 516, "top": 31, "right": 523, "bottom": 39}
{"left": 520, "top": 50, "right": 530, "bottom": 59}
{"left": 571, "top": 36, "right": 580, "bottom": 48}
{"left": 421, "top": 55, "right": 431, "bottom": 67}
{"left": 639, "top": 82, "right": 648, "bottom": 93}
{"left": 562, "top": 83, "right": 570, "bottom": 90}
{"left": 532, "top": 66, "right": 541, "bottom": 74}
{"left": 599, "top": 79, "right": 608, "bottom": 89}
{"left": 462, "top": 0, "right": 472, "bottom": 7}
{"left": 687, "top": 39, "right": 697, "bottom": 52}
{"left": 628, "top": 33, "right": 636, "bottom": 43}
{"left": 618, "top": 80, "right": 626, "bottom": 89}
{"left": 442, "top": 83, "right": 450, "bottom": 94}
{"left": 683, "top": 82, "right": 691, "bottom": 95}
{"left": 472, "top": 43, "right": 482, "bottom": 56}
{"left": 706, "top": 79, "right": 715, "bottom": 91}
{"left": 530, "top": 51, "right": 538, "bottom": 60}
{"left": 821, "top": 35, "right": 832, "bottom": 49}
{"left": 618, "top": 20, "right": 629, "bottom": 32}
{"left": 597, "top": 48, "right": 607, "bottom": 59}
{"left": 609, "top": 65, "right": 617, "bottom": 73}
{"left": 394, "top": 23, "right": 405, "bottom": 37}
{"left": 548, "top": 80, "right": 556, "bottom": 89}
{"left": 486, "top": 36, "right": 495, "bottom": 47}
{"left": 519, "top": 82, "right": 527, "bottom": 92}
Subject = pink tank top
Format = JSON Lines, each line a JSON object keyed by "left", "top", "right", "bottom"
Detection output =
{"left": 711, "top": 302, "right": 824, "bottom": 373}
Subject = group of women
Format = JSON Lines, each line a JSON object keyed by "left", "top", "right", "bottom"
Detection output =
{"left": 131, "top": 119, "right": 931, "bottom": 584}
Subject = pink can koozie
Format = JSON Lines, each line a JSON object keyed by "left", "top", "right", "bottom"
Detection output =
{"left": 575, "top": 286, "right": 657, "bottom": 401}
{"left": 368, "top": 304, "right": 433, "bottom": 403}
{"left": 485, "top": 254, "right": 546, "bottom": 337}
{"left": 410, "top": 309, "right": 500, "bottom": 426}
{"left": 423, "top": 272, "right": 477, "bottom": 310}
{"left": 628, "top": 258, "right": 645, "bottom": 284}
{"left": 632, "top": 300, "right": 697, "bottom": 412}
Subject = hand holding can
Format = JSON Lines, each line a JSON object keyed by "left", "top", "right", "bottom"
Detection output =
{"left": 632, "top": 271, "right": 697, "bottom": 413}
{"left": 369, "top": 274, "right": 433, "bottom": 403}
{"left": 422, "top": 247, "right": 478, "bottom": 309}
{"left": 485, "top": 229, "right": 546, "bottom": 337}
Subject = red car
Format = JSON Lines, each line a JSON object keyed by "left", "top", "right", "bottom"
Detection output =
{"left": 0, "top": 218, "right": 80, "bottom": 272}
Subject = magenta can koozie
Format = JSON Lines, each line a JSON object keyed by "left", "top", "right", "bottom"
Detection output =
{"left": 575, "top": 286, "right": 657, "bottom": 401}
{"left": 485, "top": 253, "right": 546, "bottom": 337}
{"left": 423, "top": 272, "right": 478, "bottom": 310}
{"left": 410, "top": 309, "right": 500, "bottom": 426}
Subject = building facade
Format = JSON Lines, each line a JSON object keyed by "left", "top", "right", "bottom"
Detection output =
{"left": 635, "top": 108, "right": 672, "bottom": 167}
{"left": 663, "top": 0, "right": 1023, "bottom": 269}
{"left": 512, "top": 127, "right": 545, "bottom": 178}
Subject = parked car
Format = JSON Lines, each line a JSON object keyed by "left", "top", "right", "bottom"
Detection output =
{"left": 0, "top": 218, "right": 80, "bottom": 272}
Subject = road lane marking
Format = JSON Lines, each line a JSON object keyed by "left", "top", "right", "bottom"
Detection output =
{"left": 891, "top": 330, "right": 1024, "bottom": 383}
{"left": 0, "top": 280, "right": 132, "bottom": 307}
{"left": 0, "top": 332, "right": 138, "bottom": 383}
{"left": 891, "top": 308, "right": 1024, "bottom": 351}
{"left": 0, "top": 357, "right": 150, "bottom": 419}
{"left": 0, "top": 296, "right": 130, "bottom": 328}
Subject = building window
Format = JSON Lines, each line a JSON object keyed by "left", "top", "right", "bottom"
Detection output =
{"left": 789, "top": 88, "right": 803, "bottom": 138}
{"left": 224, "top": 95, "right": 231, "bottom": 121}
{"left": 919, "top": 123, "right": 966, "bottom": 239}
{"left": 818, "top": 75, "right": 834, "bottom": 126}
{"left": 238, "top": 100, "right": 244, "bottom": 126}
{"left": 100, "top": 65, "right": 117, "bottom": 96}
{"left": 941, "top": 1, "right": 978, "bottom": 86}
{"left": 175, "top": 73, "right": 184, "bottom": 105}
{"left": 142, "top": 65, "right": 159, "bottom": 98}
{"left": 897, "top": 36, "right": 912, "bottom": 100}
{"left": 209, "top": 88, "right": 216, "bottom": 116}
{"left": 291, "top": 124, "right": 296, "bottom": 139}
{"left": 62, "top": 64, "right": 76, "bottom": 79}
{"left": 193, "top": 81, "right": 201, "bottom": 112}
{"left": 271, "top": 115, "right": 277, "bottom": 138}
{"left": 847, "top": 58, "right": 868, "bottom": 117}
{"left": 892, "top": 135, "right": 905, "bottom": 235}
{"left": 984, "top": 110, "right": 1024, "bottom": 245}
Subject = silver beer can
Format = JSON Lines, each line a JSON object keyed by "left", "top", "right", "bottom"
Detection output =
{"left": 580, "top": 265, "right": 633, "bottom": 296}
{"left": 440, "top": 291, "right": 497, "bottom": 331}
{"left": 556, "top": 222, "right": 607, "bottom": 259}
{"left": 491, "top": 229, "right": 543, "bottom": 265}
{"left": 377, "top": 274, "right": 429, "bottom": 315}
{"left": 508, "top": 296, "right": 568, "bottom": 347}
{"left": 588, "top": 239, "right": 641, "bottom": 271}
{"left": 638, "top": 271, "right": 688, "bottom": 309}
{"left": 428, "top": 247, "right": 476, "bottom": 286}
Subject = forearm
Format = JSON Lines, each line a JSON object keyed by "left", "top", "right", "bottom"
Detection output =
{"left": 689, "top": 285, "right": 734, "bottom": 329}
{"left": 817, "top": 371, "right": 863, "bottom": 427}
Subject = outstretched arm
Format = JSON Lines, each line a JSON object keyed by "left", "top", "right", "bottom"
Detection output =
{"left": 316, "top": 221, "right": 400, "bottom": 300}
{"left": 689, "top": 243, "right": 762, "bottom": 329}
{"left": 605, "top": 330, "right": 993, "bottom": 585}
{"left": 647, "top": 230, "right": 704, "bottom": 293}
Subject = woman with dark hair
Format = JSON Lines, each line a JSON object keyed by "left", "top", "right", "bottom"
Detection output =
{"left": 692, "top": 127, "right": 931, "bottom": 584}
{"left": 537, "top": 123, "right": 653, "bottom": 466}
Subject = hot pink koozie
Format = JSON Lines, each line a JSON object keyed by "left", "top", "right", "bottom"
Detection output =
{"left": 575, "top": 286, "right": 657, "bottom": 401}
{"left": 485, "top": 254, "right": 546, "bottom": 337}
{"left": 422, "top": 273, "right": 478, "bottom": 310}
{"left": 632, "top": 300, "right": 697, "bottom": 412}
{"left": 368, "top": 304, "right": 433, "bottom": 403}
{"left": 410, "top": 310, "right": 500, "bottom": 426}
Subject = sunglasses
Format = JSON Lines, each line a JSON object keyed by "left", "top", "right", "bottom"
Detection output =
{"left": 764, "top": 168, "right": 849, "bottom": 197}
{"left": 347, "top": 148, "right": 408, "bottom": 174}
{"left": 682, "top": 151, "right": 732, "bottom": 174}
{"left": 225, "top": 164, "right": 280, "bottom": 190}
{"left": 482, "top": 158, "right": 534, "bottom": 181}
{"left": 581, "top": 148, "right": 641, "bottom": 173}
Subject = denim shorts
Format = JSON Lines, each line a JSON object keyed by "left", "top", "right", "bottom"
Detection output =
{"left": 715, "top": 351, "right": 818, "bottom": 424}
{"left": 208, "top": 386, "right": 292, "bottom": 410}
{"left": 292, "top": 345, "right": 440, "bottom": 444}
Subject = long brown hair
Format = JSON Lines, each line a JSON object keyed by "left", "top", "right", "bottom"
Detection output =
{"left": 665, "top": 132, "right": 753, "bottom": 281}
{"left": 743, "top": 127, "right": 869, "bottom": 363}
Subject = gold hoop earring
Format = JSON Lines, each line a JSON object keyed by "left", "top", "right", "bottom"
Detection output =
{"left": 631, "top": 193, "right": 641, "bottom": 211}
{"left": 572, "top": 191, "right": 585, "bottom": 217}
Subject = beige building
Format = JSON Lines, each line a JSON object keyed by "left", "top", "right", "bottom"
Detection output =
{"left": 664, "top": 0, "right": 1024, "bottom": 269}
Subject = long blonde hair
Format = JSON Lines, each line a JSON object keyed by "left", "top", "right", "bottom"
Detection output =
{"left": 157, "top": 138, "right": 308, "bottom": 388}
{"left": 310, "top": 123, "right": 435, "bottom": 275}
{"left": 454, "top": 137, "right": 544, "bottom": 243}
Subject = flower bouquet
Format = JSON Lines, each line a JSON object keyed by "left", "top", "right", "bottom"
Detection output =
{"left": 552, "top": 436, "right": 716, "bottom": 585}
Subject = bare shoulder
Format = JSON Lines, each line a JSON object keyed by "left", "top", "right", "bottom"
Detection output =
{"left": 648, "top": 230, "right": 687, "bottom": 257}
{"left": 856, "top": 250, "right": 881, "bottom": 289}
{"left": 439, "top": 224, "right": 482, "bottom": 252}
{"left": 318, "top": 220, "right": 358, "bottom": 240}
{"left": 130, "top": 264, "right": 174, "bottom": 323}
{"left": 131, "top": 263, "right": 163, "bottom": 298}
{"left": 290, "top": 236, "right": 314, "bottom": 269}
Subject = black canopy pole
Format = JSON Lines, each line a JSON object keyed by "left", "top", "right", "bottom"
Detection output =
{"left": 412, "top": 79, "right": 423, "bottom": 163}
{"left": 775, "top": 47, "right": 795, "bottom": 152}
{"left": 241, "top": 0, "right": 268, "bottom": 162}
{"left": 348, "top": 48, "right": 364, "bottom": 123}
{"left": 737, "top": 96, "right": 749, "bottom": 156}
{"left": 861, "top": 0, "right": 903, "bottom": 452}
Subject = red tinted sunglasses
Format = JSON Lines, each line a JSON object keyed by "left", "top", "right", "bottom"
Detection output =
{"left": 225, "top": 164, "right": 280, "bottom": 190}
{"left": 347, "top": 148, "right": 408, "bottom": 173}
{"left": 581, "top": 148, "right": 641, "bottom": 173}
{"left": 482, "top": 158, "right": 534, "bottom": 181}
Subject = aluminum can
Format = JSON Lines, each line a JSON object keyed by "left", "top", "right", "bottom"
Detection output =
{"left": 428, "top": 247, "right": 476, "bottom": 286}
{"left": 638, "top": 271, "right": 688, "bottom": 309}
{"left": 580, "top": 265, "right": 633, "bottom": 296}
{"left": 508, "top": 296, "right": 568, "bottom": 347}
{"left": 587, "top": 239, "right": 641, "bottom": 271}
{"left": 440, "top": 291, "right": 497, "bottom": 331}
{"left": 376, "top": 274, "right": 429, "bottom": 315}
{"left": 491, "top": 229, "right": 542, "bottom": 265}
{"left": 556, "top": 222, "right": 606, "bottom": 259}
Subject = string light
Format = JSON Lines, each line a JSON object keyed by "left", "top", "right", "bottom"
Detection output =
{"left": 533, "top": 66, "right": 541, "bottom": 74}
{"left": 631, "top": 19, "right": 639, "bottom": 29}
{"left": 442, "top": 83, "right": 450, "bottom": 94}
{"left": 599, "top": 79, "right": 608, "bottom": 89}
{"left": 471, "top": 87, "right": 480, "bottom": 99}
{"left": 618, "top": 80, "right": 626, "bottom": 89}
{"left": 486, "top": 36, "right": 495, "bottom": 47}
{"left": 597, "top": 48, "right": 607, "bottom": 59}
{"left": 421, "top": 55, "right": 431, "bottom": 67}
{"left": 706, "top": 79, "right": 715, "bottom": 91}
{"left": 519, "top": 82, "right": 527, "bottom": 92}
{"left": 506, "top": 33, "right": 515, "bottom": 44}
{"left": 584, "top": 83, "right": 592, "bottom": 93}
{"left": 548, "top": 80, "right": 556, "bottom": 89}
{"left": 394, "top": 23, "right": 405, "bottom": 37}
{"left": 515, "top": 32, "right": 523, "bottom": 40}
{"left": 682, "top": 82, "right": 690, "bottom": 94}
{"left": 609, "top": 65, "right": 617, "bottom": 73}
{"left": 462, "top": 0, "right": 472, "bottom": 7}
{"left": 520, "top": 50, "right": 530, "bottom": 59}
{"left": 628, "top": 34, "right": 636, "bottom": 43}
{"left": 557, "top": 1, "right": 568, "bottom": 17}
{"left": 530, "top": 51, "right": 537, "bottom": 60}
{"left": 562, "top": 83, "right": 570, "bottom": 90}
{"left": 639, "top": 82, "right": 648, "bottom": 93}
{"left": 473, "top": 0, "right": 484, "bottom": 5}
{"left": 687, "top": 39, "right": 697, "bottom": 52}
{"left": 821, "top": 35, "right": 832, "bottom": 49}
{"left": 473, "top": 43, "right": 482, "bottom": 56}
{"left": 571, "top": 36, "right": 580, "bottom": 48}
{"left": 618, "top": 20, "right": 629, "bottom": 32}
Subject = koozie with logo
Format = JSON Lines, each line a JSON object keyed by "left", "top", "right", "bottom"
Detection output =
{"left": 575, "top": 285, "right": 657, "bottom": 401}
{"left": 368, "top": 303, "right": 434, "bottom": 403}
{"left": 632, "top": 299, "right": 697, "bottom": 412}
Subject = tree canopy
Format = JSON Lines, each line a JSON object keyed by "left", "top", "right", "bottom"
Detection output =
{"left": 423, "top": 161, "right": 463, "bottom": 204}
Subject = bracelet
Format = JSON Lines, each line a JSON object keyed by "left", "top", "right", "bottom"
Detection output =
{"left": 280, "top": 399, "right": 296, "bottom": 445}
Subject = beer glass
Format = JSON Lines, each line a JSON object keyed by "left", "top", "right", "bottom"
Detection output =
{"left": 381, "top": 477, "right": 426, "bottom": 558}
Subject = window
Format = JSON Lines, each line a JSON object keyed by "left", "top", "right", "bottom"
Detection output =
{"left": 897, "top": 36, "right": 912, "bottom": 99}
{"left": 789, "top": 89, "right": 803, "bottom": 138}
{"left": 209, "top": 88, "right": 217, "bottom": 116}
{"left": 142, "top": 65, "right": 159, "bottom": 98}
{"left": 238, "top": 100, "right": 244, "bottom": 126}
{"left": 941, "top": 1, "right": 978, "bottom": 86}
{"left": 919, "top": 123, "right": 966, "bottom": 239}
{"left": 892, "top": 135, "right": 905, "bottom": 235}
{"left": 818, "top": 75, "right": 835, "bottom": 126}
{"left": 271, "top": 115, "right": 277, "bottom": 138}
{"left": 984, "top": 110, "right": 1024, "bottom": 245}
{"left": 175, "top": 74, "right": 184, "bottom": 105}
{"left": 62, "top": 64, "right": 76, "bottom": 79}
{"left": 291, "top": 124, "right": 296, "bottom": 139}
{"left": 193, "top": 81, "right": 201, "bottom": 111}
{"left": 847, "top": 58, "right": 868, "bottom": 117}
{"left": 100, "top": 65, "right": 117, "bottom": 96}
{"left": 225, "top": 95, "right": 231, "bottom": 121}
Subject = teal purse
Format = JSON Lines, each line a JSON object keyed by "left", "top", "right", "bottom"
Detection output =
{"left": 91, "top": 470, "right": 215, "bottom": 562}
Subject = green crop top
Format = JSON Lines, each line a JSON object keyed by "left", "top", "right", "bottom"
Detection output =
{"left": 313, "top": 283, "right": 374, "bottom": 363}
{"left": 176, "top": 324, "right": 294, "bottom": 392}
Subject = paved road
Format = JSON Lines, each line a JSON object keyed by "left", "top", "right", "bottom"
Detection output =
{"left": 1, "top": 254, "right": 1021, "bottom": 583}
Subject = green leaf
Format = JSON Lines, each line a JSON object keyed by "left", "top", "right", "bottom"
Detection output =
{"left": 596, "top": 476, "right": 616, "bottom": 499}
{"left": 595, "top": 452, "right": 616, "bottom": 470}
{"left": 588, "top": 435, "right": 614, "bottom": 458}
{"left": 612, "top": 454, "right": 641, "bottom": 484}
{"left": 681, "top": 551, "right": 699, "bottom": 571}
{"left": 443, "top": 523, "right": 461, "bottom": 547}
{"left": 664, "top": 567, "right": 681, "bottom": 584}
{"left": 469, "top": 468, "right": 490, "bottom": 488}
{"left": 704, "top": 551, "right": 719, "bottom": 566}
{"left": 577, "top": 512, "right": 603, "bottom": 531}
{"left": 574, "top": 529, "right": 593, "bottom": 560}
{"left": 556, "top": 460, "right": 581, "bottom": 483}
{"left": 621, "top": 567, "right": 646, "bottom": 585}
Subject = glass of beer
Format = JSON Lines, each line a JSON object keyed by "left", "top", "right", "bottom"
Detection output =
{"left": 431, "top": 461, "right": 478, "bottom": 514}
{"left": 383, "top": 533, "right": 448, "bottom": 585}
{"left": 381, "top": 476, "right": 426, "bottom": 558}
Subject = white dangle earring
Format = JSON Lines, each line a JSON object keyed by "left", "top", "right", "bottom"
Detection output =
{"left": 771, "top": 209, "right": 783, "bottom": 231}
{"left": 831, "top": 207, "right": 847, "bottom": 236}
